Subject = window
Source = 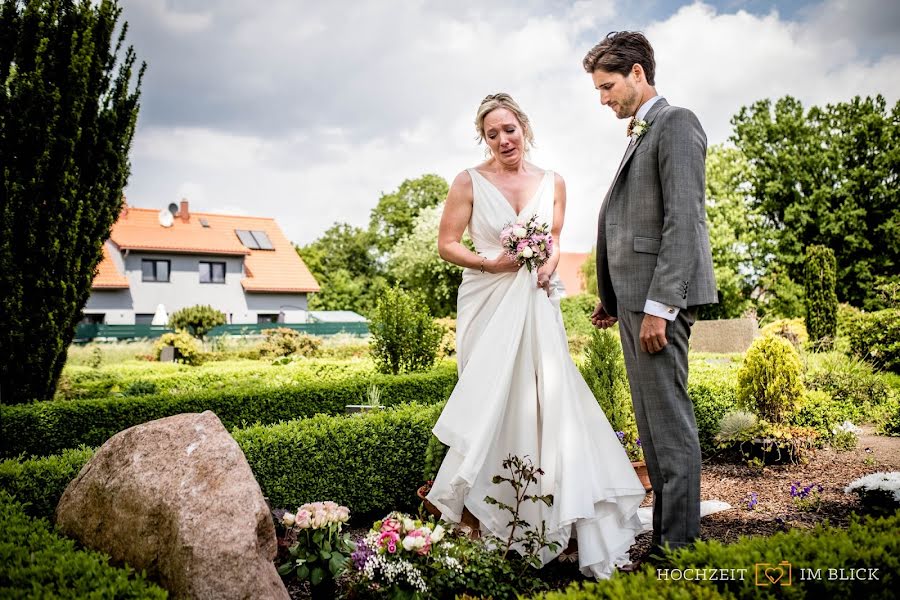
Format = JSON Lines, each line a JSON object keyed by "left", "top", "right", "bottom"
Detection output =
{"left": 141, "top": 259, "right": 170, "bottom": 282}
{"left": 135, "top": 314, "right": 154, "bottom": 325}
{"left": 235, "top": 229, "right": 274, "bottom": 250}
{"left": 79, "top": 313, "right": 104, "bottom": 325}
{"left": 257, "top": 313, "right": 278, "bottom": 324}
{"left": 199, "top": 261, "right": 226, "bottom": 283}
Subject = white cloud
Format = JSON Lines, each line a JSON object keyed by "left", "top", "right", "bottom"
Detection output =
{"left": 123, "top": 0, "right": 900, "bottom": 253}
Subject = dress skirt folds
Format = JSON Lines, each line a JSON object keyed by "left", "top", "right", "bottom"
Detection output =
{"left": 426, "top": 169, "right": 646, "bottom": 579}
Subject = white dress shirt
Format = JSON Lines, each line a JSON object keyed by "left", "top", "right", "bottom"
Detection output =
{"left": 631, "top": 96, "right": 680, "bottom": 321}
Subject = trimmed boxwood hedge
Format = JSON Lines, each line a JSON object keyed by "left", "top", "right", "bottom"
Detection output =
{"left": 1, "top": 366, "right": 457, "bottom": 458}
{"left": 535, "top": 512, "right": 900, "bottom": 599}
{"left": 0, "top": 491, "right": 168, "bottom": 598}
{"left": 688, "top": 367, "right": 739, "bottom": 455}
{"left": 0, "top": 402, "right": 444, "bottom": 522}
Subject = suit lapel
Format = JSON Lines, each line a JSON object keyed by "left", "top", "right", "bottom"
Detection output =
{"left": 605, "top": 98, "right": 669, "bottom": 200}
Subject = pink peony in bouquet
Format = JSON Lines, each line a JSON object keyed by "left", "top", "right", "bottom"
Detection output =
{"left": 500, "top": 214, "right": 553, "bottom": 272}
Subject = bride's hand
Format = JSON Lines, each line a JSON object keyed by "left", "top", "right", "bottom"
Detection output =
{"left": 536, "top": 266, "right": 554, "bottom": 296}
{"left": 486, "top": 254, "right": 521, "bottom": 274}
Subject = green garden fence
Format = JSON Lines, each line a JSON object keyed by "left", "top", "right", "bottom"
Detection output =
{"left": 74, "top": 321, "right": 369, "bottom": 342}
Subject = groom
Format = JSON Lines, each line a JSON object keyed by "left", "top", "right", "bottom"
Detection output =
{"left": 584, "top": 32, "right": 717, "bottom": 554}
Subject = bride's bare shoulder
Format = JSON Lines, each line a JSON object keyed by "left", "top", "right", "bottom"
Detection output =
{"left": 448, "top": 169, "right": 475, "bottom": 203}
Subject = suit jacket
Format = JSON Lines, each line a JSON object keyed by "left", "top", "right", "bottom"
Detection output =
{"left": 596, "top": 98, "right": 718, "bottom": 318}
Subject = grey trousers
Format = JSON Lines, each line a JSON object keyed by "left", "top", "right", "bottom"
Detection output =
{"left": 617, "top": 308, "right": 701, "bottom": 549}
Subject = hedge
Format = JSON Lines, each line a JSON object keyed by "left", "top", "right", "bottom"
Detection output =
{"left": 1, "top": 365, "right": 457, "bottom": 458}
{"left": 0, "top": 402, "right": 444, "bottom": 522}
{"left": 535, "top": 512, "right": 900, "bottom": 599}
{"left": 688, "top": 366, "right": 739, "bottom": 456}
{"left": 0, "top": 491, "right": 168, "bottom": 598}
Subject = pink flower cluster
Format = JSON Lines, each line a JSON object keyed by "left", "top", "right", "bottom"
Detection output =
{"left": 369, "top": 512, "right": 445, "bottom": 557}
{"left": 499, "top": 214, "right": 553, "bottom": 273}
{"left": 282, "top": 500, "right": 350, "bottom": 530}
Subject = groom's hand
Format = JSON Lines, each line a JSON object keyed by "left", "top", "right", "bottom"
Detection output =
{"left": 590, "top": 301, "right": 618, "bottom": 329}
{"left": 640, "top": 314, "right": 668, "bottom": 354}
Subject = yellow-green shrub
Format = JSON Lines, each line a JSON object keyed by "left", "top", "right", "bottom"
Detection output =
{"left": 760, "top": 317, "right": 808, "bottom": 347}
{"left": 737, "top": 335, "right": 805, "bottom": 423}
{"left": 153, "top": 330, "right": 202, "bottom": 365}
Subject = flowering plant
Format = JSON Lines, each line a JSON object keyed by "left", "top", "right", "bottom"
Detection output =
{"left": 616, "top": 430, "right": 644, "bottom": 462}
{"left": 500, "top": 214, "right": 553, "bottom": 273}
{"left": 351, "top": 512, "right": 457, "bottom": 595}
{"left": 789, "top": 481, "right": 824, "bottom": 511}
{"left": 844, "top": 471, "right": 900, "bottom": 515}
{"left": 277, "top": 501, "right": 355, "bottom": 587}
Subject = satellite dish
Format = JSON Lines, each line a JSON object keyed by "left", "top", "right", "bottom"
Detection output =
{"left": 168, "top": 202, "right": 179, "bottom": 215}
{"left": 158, "top": 208, "right": 174, "bottom": 228}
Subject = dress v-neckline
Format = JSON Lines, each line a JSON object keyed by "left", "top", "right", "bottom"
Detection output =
{"left": 471, "top": 169, "right": 548, "bottom": 218}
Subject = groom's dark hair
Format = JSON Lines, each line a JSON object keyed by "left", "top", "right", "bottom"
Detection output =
{"left": 583, "top": 31, "right": 656, "bottom": 86}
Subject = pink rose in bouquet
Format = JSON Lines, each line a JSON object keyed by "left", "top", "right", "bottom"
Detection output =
{"left": 499, "top": 214, "right": 553, "bottom": 272}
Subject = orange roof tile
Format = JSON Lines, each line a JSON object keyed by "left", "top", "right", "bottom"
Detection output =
{"left": 557, "top": 252, "right": 590, "bottom": 296}
{"left": 93, "top": 206, "right": 320, "bottom": 293}
{"left": 92, "top": 244, "right": 129, "bottom": 288}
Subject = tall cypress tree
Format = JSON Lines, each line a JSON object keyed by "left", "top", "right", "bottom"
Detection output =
{"left": 804, "top": 245, "right": 838, "bottom": 351}
{"left": 1, "top": 0, "right": 144, "bottom": 403}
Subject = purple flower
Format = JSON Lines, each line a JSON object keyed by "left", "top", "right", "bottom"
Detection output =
{"left": 616, "top": 431, "right": 625, "bottom": 442}
{"left": 747, "top": 492, "right": 758, "bottom": 510}
{"left": 351, "top": 540, "right": 373, "bottom": 570}
{"left": 636, "top": 438, "right": 642, "bottom": 447}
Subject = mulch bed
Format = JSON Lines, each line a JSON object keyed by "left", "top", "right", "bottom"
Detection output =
{"left": 286, "top": 427, "right": 899, "bottom": 598}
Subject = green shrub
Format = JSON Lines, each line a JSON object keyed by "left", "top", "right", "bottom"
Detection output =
{"left": 153, "top": 330, "right": 203, "bottom": 365}
{"left": 689, "top": 368, "right": 739, "bottom": 455}
{"left": 423, "top": 434, "right": 449, "bottom": 481}
{"left": 370, "top": 287, "right": 444, "bottom": 375}
{"left": 123, "top": 379, "right": 158, "bottom": 396}
{"left": 805, "top": 352, "right": 894, "bottom": 423}
{"left": 259, "top": 327, "right": 322, "bottom": 358}
{"left": 737, "top": 335, "right": 805, "bottom": 423}
{"left": 881, "top": 399, "right": 900, "bottom": 436}
{"left": 717, "top": 410, "right": 757, "bottom": 438}
{"left": 0, "top": 447, "right": 94, "bottom": 520}
{"left": 560, "top": 293, "right": 598, "bottom": 339}
{"left": 0, "top": 366, "right": 458, "bottom": 458}
{"left": 168, "top": 304, "right": 226, "bottom": 339}
{"left": 792, "top": 390, "right": 844, "bottom": 438}
{"left": 535, "top": 512, "right": 900, "bottom": 600}
{"left": 848, "top": 309, "right": 900, "bottom": 374}
{"left": 0, "top": 491, "right": 167, "bottom": 598}
{"left": 760, "top": 317, "right": 808, "bottom": 347}
{"left": 578, "top": 328, "right": 634, "bottom": 437}
{"left": 804, "top": 245, "right": 838, "bottom": 351}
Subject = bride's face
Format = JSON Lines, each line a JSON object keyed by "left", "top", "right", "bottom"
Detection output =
{"left": 482, "top": 108, "right": 524, "bottom": 166}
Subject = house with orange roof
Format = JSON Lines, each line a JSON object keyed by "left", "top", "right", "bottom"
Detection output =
{"left": 84, "top": 200, "right": 321, "bottom": 325}
{"left": 556, "top": 251, "right": 592, "bottom": 297}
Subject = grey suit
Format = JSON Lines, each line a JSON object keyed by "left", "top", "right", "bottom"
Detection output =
{"left": 596, "top": 98, "right": 717, "bottom": 549}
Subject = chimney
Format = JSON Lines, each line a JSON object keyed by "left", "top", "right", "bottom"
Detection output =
{"left": 178, "top": 199, "right": 190, "bottom": 223}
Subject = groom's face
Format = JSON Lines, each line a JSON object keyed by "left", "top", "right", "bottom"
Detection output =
{"left": 591, "top": 69, "right": 640, "bottom": 119}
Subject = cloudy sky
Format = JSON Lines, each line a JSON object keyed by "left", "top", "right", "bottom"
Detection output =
{"left": 121, "top": 0, "right": 900, "bottom": 252}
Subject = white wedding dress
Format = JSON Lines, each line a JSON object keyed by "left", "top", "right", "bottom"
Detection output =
{"left": 426, "top": 168, "right": 646, "bottom": 579}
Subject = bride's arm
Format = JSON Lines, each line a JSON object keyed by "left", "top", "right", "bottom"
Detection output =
{"left": 438, "top": 171, "right": 519, "bottom": 274}
{"left": 536, "top": 173, "right": 567, "bottom": 286}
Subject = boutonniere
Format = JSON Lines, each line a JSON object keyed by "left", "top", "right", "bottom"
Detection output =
{"left": 627, "top": 117, "right": 649, "bottom": 139}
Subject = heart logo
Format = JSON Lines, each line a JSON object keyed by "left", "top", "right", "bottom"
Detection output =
{"left": 765, "top": 567, "right": 784, "bottom": 584}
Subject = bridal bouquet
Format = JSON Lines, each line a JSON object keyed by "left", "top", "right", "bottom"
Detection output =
{"left": 500, "top": 214, "right": 553, "bottom": 272}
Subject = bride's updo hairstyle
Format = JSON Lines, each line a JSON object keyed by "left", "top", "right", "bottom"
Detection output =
{"left": 475, "top": 93, "right": 535, "bottom": 153}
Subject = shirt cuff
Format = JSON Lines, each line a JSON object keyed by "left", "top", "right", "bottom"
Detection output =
{"left": 644, "top": 299, "right": 679, "bottom": 321}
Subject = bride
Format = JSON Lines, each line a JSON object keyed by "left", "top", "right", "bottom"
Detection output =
{"left": 426, "top": 93, "right": 646, "bottom": 579}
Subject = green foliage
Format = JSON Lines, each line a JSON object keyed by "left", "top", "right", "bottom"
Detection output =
{"left": 297, "top": 223, "right": 387, "bottom": 316}
{"left": 0, "top": 446, "right": 94, "bottom": 520}
{"left": 737, "top": 335, "right": 805, "bottom": 423}
{"left": 847, "top": 309, "right": 900, "bottom": 374}
{"left": 0, "top": 0, "right": 145, "bottom": 404}
{"left": 0, "top": 491, "right": 168, "bottom": 598}
{"left": 792, "top": 390, "right": 845, "bottom": 438}
{"left": 0, "top": 366, "right": 458, "bottom": 458}
{"left": 759, "top": 317, "right": 808, "bottom": 347}
{"left": 580, "top": 248, "right": 598, "bottom": 298}
{"left": 756, "top": 264, "right": 806, "bottom": 321}
{"left": 388, "top": 203, "right": 466, "bottom": 318}
{"left": 804, "top": 351, "right": 895, "bottom": 424}
{"left": 423, "top": 435, "right": 449, "bottom": 482}
{"left": 804, "top": 245, "right": 838, "bottom": 350}
{"left": 370, "top": 287, "right": 444, "bottom": 375}
{"left": 260, "top": 327, "right": 322, "bottom": 358}
{"left": 703, "top": 145, "right": 758, "bottom": 319}
{"left": 731, "top": 95, "right": 900, "bottom": 311}
{"left": 167, "top": 304, "right": 226, "bottom": 339}
{"left": 716, "top": 410, "right": 757, "bottom": 438}
{"left": 153, "top": 330, "right": 203, "bottom": 365}
{"left": 369, "top": 174, "right": 449, "bottom": 253}
{"left": 235, "top": 403, "right": 445, "bottom": 516}
{"left": 560, "top": 293, "right": 598, "bottom": 339}
{"left": 685, "top": 361, "right": 741, "bottom": 455}
{"left": 578, "top": 329, "right": 635, "bottom": 439}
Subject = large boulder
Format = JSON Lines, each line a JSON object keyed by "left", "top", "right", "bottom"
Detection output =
{"left": 55, "top": 411, "right": 288, "bottom": 600}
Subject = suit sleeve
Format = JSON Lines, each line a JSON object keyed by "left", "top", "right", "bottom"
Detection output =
{"left": 648, "top": 107, "right": 707, "bottom": 309}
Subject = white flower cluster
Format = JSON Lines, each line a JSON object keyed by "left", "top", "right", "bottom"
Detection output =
{"left": 844, "top": 471, "right": 900, "bottom": 502}
{"left": 832, "top": 420, "right": 861, "bottom": 435}
{"left": 282, "top": 500, "right": 350, "bottom": 530}
{"left": 435, "top": 555, "right": 464, "bottom": 574}
{"left": 363, "top": 554, "right": 428, "bottom": 593}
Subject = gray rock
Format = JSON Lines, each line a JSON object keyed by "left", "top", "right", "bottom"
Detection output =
{"left": 55, "top": 411, "right": 288, "bottom": 600}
